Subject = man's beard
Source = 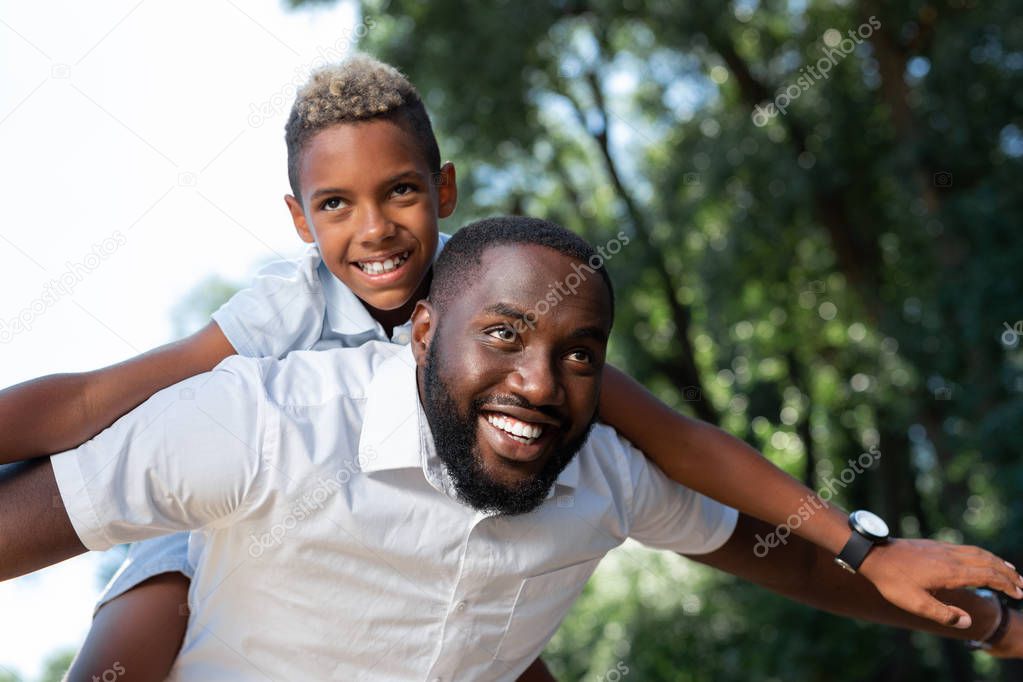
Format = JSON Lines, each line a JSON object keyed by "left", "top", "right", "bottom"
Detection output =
{"left": 421, "top": 339, "right": 595, "bottom": 516}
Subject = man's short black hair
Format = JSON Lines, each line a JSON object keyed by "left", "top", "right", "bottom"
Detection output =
{"left": 430, "top": 216, "right": 615, "bottom": 323}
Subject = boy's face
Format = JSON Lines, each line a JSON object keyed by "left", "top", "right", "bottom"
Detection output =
{"left": 285, "top": 119, "right": 456, "bottom": 324}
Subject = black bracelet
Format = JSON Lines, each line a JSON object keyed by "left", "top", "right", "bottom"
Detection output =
{"left": 966, "top": 591, "right": 1011, "bottom": 651}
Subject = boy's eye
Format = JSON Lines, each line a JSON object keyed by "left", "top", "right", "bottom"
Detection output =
{"left": 486, "top": 326, "right": 518, "bottom": 343}
{"left": 321, "top": 197, "right": 348, "bottom": 211}
{"left": 391, "top": 183, "right": 417, "bottom": 198}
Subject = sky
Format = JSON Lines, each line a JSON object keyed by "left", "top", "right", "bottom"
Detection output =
{"left": 0, "top": 0, "right": 360, "bottom": 677}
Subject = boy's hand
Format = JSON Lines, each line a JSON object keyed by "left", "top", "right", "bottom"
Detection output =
{"left": 988, "top": 610, "right": 1023, "bottom": 658}
{"left": 857, "top": 538, "right": 1023, "bottom": 628}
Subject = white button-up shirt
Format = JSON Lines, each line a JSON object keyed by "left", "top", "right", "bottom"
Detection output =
{"left": 97, "top": 235, "right": 450, "bottom": 609}
{"left": 52, "top": 342, "right": 737, "bottom": 681}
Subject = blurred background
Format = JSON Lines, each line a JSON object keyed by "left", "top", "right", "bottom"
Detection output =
{"left": 1, "top": 0, "right": 1021, "bottom": 680}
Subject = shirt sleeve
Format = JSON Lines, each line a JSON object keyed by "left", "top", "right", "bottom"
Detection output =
{"left": 50, "top": 357, "right": 274, "bottom": 551}
{"left": 211, "top": 247, "right": 326, "bottom": 358}
{"left": 622, "top": 436, "right": 738, "bottom": 555}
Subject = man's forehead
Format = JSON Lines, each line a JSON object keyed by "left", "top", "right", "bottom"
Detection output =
{"left": 469, "top": 243, "right": 612, "bottom": 325}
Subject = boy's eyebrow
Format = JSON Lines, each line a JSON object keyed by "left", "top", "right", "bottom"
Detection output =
{"left": 383, "top": 169, "right": 429, "bottom": 185}
{"left": 308, "top": 170, "right": 429, "bottom": 202}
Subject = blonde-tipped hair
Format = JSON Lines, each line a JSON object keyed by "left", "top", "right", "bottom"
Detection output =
{"left": 285, "top": 54, "right": 440, "bottom": 199}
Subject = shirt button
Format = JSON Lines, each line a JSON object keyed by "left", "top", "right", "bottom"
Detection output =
{"left": 455, "top": 600, "right": 467, "bottom": 612}
{"left": 395, "top": 332, "right": 410, "bottom": 344}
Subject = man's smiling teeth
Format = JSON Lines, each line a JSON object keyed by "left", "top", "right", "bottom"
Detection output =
{"left": 485, "top": 413, "right": 544, "bottom": 443}
{"left": 356, "top": 251, "right": 409, "bottom": 274}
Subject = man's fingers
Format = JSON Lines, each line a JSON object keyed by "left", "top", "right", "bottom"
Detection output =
{"left": 933, "top": 558, "right": 1023, "bottom": 598}
{"left": 889, "top": 587, "right": 975, "bottom": 629}
{"left": 906, "top": 593, "right": 973, "bottom": 629}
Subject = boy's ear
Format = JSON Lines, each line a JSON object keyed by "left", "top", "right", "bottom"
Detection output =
{"left": 435, "top": 162, "right": 458, "bottom": 219}
{"left": 284, "top": 194, "right": 315, "bottom": 244}
{"left": 411, "top": 300, "right": 436, "bottom": 367}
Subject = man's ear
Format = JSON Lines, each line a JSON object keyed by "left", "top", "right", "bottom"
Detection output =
{"left": 435, "top": 162, "right": 458, "bottom": 219}
{"left": 285, "top": 194, "right": 315, "bottom": 244}
{"left": 411, "top": 300, "right": 436, "bottom": 366}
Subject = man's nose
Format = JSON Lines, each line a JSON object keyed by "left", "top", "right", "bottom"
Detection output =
{"left": 355, "top": 205, "right": 397, "bottom": 244}
{"left": 507, "top": 350, "right": 566, "bottom": 408}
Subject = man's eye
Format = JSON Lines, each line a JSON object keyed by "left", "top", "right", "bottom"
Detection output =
{"left": 487, "top": 326, "right": 518, "bottom": 343}
{"left": 321, "top": 197, "right": 347, "bottom": 211}
{"left": 566, "top": 349, "right": 593, "bottom": 364}
{"left": 391, "top": 183, "right": 417, "bottom": 198}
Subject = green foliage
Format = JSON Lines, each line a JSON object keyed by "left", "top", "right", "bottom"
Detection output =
{"left": 37, "top": 649, "right": 75, "bottom": 682}
{"left": 298, "top": 1, "right": 1023, "bottom": 678}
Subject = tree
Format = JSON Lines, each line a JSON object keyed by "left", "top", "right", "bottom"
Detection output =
{"left": 287, "top": 1, "right": 1022, "bottom": 679}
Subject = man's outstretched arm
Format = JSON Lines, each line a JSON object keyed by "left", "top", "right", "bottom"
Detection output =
{"left": 0, "top": 460, "right": 85, "bottom": 580}
{"left": 685, "top": 512, "right": 1022, "bottom": 654}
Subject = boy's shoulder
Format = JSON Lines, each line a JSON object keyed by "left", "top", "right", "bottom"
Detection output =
{"left": 215, "top": 340, "right": 402, "bottom": 408}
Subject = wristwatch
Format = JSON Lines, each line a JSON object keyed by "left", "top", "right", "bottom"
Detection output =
{"left": 966, "top": 589, "right": 1011, "bottom": 651}
{"left": 834, "top": 510, "right": 890, "bottom": 574}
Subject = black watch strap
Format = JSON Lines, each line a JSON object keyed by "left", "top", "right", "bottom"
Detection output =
{"left": 835, "top": 531, "right": 875, "bottom": 573}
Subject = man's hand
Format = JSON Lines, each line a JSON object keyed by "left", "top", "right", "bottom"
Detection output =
{"left": 987, "top": 610, "right": 1023, "bottom": 658}
{"left": 858, "top": 538, "right": 1023, "bottom": 629}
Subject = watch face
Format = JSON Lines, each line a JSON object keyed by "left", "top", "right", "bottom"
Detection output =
{"left": 852, "top": 510, "right": 890, "bottom": 539}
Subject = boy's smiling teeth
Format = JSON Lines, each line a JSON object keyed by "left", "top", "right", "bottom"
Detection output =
{"left": 356, "top": 251, "right": 410, "bottom": 274}
{"left": 485, "top": 412, "right": 544, "bottom": 443}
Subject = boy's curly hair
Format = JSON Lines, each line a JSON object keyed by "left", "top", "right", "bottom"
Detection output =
{"left": 285, "top": 54, "right": 441, "bottom": 200}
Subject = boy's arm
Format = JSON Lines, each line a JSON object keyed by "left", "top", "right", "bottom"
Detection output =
{"left": 0, "top": 321, "right": 235, "bottom": 463}
{"left": 0, "top": 362, "right": 267, "bottom": 581}
{"left": 602, "top": 365, "right": 1023, "bottom": 627}
{"left": 685, "top": 512, "right": 1023, "bottom": 656}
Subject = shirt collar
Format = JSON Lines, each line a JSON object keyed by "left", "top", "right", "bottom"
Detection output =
{"left": 320, "top": 234, "right": 451, "bottom": 340}
{"left": 356, "top": 344, "right": 579, "bottom": 494}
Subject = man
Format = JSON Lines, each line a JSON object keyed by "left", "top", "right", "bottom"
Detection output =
{"left": 1, "top": 217, "right": 1020, "bottom": 680}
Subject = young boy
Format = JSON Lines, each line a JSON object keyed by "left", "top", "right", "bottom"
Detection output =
{"left": 0, "top": 56, "right": 1019, "bottom": 680}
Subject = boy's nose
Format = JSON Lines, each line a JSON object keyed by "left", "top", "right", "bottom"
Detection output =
{"left": 355, "top": 206, "right": 397, "bottom": 244}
